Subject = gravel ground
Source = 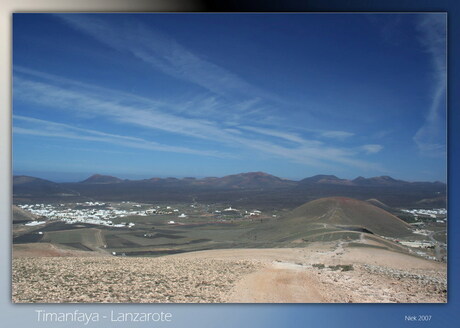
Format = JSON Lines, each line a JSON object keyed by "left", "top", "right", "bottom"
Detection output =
{"left": 12, "top": 257, "right": 261, "bottom": 303}
{"left": 312, "top": 263, "right": 447, "bottom": 303}
{"left": 12, "top": 245, "right": 447, "bottom": 303}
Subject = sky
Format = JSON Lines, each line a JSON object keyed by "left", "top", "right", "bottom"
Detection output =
{"left": 12, "top": 13, "right": 447, "bottom": 182}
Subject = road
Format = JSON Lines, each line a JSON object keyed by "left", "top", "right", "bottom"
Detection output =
{"left": 428, "top": 231, "right": 445, "bottom": 261}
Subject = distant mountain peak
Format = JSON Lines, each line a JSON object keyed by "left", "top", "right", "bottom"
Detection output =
{"left": 13, "top": 175, "right": 79, "bottom": 196}
{"left": 13, "top": 175, "right": 51, "bottom": 185}
{"left": 236, "top": 171, "right": 273, "bottom": 177}
{"left": 192, "top": 171, "right": 296, "bottom": 189}
{"left": 299, "top": 174, "right": 347, "bottom": 185}
{"left": 313, "top": 174, "right": 340, "bottom": 180}
{"left": 352, "top": 175, "right": 406, "bottom": 186}
{"left": 81, "top": 174, "right": 122, "bottom": 184}
{"left": 375, "top": 176, "right": 397, "bottom": 181}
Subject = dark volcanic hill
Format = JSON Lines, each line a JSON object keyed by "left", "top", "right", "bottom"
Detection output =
{"left": 13, "top": 176, "right": 50, "bottom": 185}
{"left": 13, "top": 172, "right": 446, "bottom": 208}
{"left": 74, "top": 172, "right": 442, "bottom": 189}
{"left": 366, "top": 198, "right": 395, "bottom": 212}
{"left": 299, "top": 175, "right": 415, "bottom": 187}
{"left": 13, "top": 176, "right": 79, "bottom": 198}
{"left": 243, "top": 197, "right": 413, "bottom": 245}
{"left": 286, "top": 197, "right": 413, "bottom": 237}
{"left": 299, "top": 174, "right": 352, "bottom": 185}
{"left": 12, "top": 205, "right": 37, "bottom": 222}
{"left": 352, "top": 175, "right": 407, "bottom": 186}
{"left": 81, "top": 174, "right": 123, "bottom": 184}
{"left": 79, "top": 171, "right": 296, "bottom": 189}
{"left": 195, "top": 172, "right": 296, "bottom": 189}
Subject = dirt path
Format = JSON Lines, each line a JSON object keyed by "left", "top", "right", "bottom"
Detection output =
{"left": 225, "top": 245, "right": 446, "bottom": 303}
{"left": 174, "top": 244, "right": 446, "bottom": 303}
{"left": 13, "top": 242, "right": 109, "bottom": 257}
{"left": 227, "top": 262, "right": 325, "bottom": 302}
{"left": 428, "top": 231, "right": 443, "bottom": 261}
{"left": 13, "top": 243, "right": 447, "bottom": 303}
{"left": 91, "top": 228, "right": 106, "bottom": 252}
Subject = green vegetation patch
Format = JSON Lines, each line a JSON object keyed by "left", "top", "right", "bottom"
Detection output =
{"left": 104, "top": 233, "right": 140, "bottom": 248}
{"left": 307, "top": 231, "right": 360, "bottom": 242}
{"left": 312, "top": 263, "right": 325, "bottom": 269}
{"left": 312, "top": 263, "right": 353, "bottom": 271}
{"left": 41, "top": 228, "right": 100, "bottom": 246}
{"left": 347, "top": 242, "right": 387, "bottom": 250}
{"left": 328, "top": 264, "right": 354, "bottom": 271}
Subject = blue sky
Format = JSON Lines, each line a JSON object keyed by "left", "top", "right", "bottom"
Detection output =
{"left": 12, "top": 13, "right": 447, "bottom": 182}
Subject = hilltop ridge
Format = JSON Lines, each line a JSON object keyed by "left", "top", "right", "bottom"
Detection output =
{"left": 81, "top": 174, "right": 123, "bottom": 184}
{"left": 26, "top": 171, "right": 446, "bottom": 186}
{"left": 243, "top": 196, "right": 413, "bottom": 244}
{"left": 13, "top": 172, "right": 446, "bottom": 208}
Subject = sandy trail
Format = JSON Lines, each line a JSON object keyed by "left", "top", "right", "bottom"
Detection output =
{"left": 13, "top": 242, "right": 108, "bottom": 257}
{"left": 172, "top": 244, "right": 446, "bottom": 303}
{"left": 13, "top": 242, "right": 447, "bottom": 303}
{"left": 227, "top": 262, "right": 325, "bottom": 302}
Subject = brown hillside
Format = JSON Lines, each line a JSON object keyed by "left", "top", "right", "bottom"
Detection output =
{"left": 287, "top": 197, "right": 412, "bottom": 237}
{"left": 12, "top": 205, "right": 37, "bottom": 222}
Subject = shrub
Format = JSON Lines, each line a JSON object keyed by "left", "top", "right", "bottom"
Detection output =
{"left": 328, "top": 264, "right": 353, "bottom": 271}
{"left": 312, "top": 263, "right": 325, "bottom": 269}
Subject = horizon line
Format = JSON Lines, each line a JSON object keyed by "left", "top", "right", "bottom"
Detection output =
{"left": 12, "top": 171, "right": 447, "bottom": 184}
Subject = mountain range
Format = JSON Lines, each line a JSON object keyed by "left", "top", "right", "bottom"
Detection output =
{"left": 13, "top": 172, "right": 446, "bottom": 208}
{"left": 76, "top": 172, "right": 443, "bottom": 188}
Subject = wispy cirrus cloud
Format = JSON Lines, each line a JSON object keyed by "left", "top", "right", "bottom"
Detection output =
{"left": 413, "top": 15, "right": 446, "bottom": 157}
{"left": 55, "top": 14, "right": 273, "bottom": 102}
{"left": 320, "top": 130, "right": 354, "bottom": 139}
{"left": 14, "top": 76, "right": 228, "bottom": 142}
{"left": 239, "top": 125, "right": 317, "bottom": 145}
{"left": 14, "top": 65, "right": 271, "bottom": 126}
{"left": 14, "top": 115, "right": 231, "bottom": 158}
{"left": 361, "top": 144, "right": 383, "bottom": 154}
{"left": 13, "top": 69, "right": 383, "bottom": 171}
{"left": 240, "top": 125, "right": 354, "bottom": 144}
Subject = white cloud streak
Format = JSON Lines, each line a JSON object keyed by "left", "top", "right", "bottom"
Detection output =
{"left": 13, "top": 115, "right": 230, "bottom": 158}
{"left": 13, "top": 69, "right": 383, "bottom": 171}
{"left": 361, "top": 144, "right": 383, "bottom": 154}
{"left": 239, "top": 125, "right": 318, "bottom": 145}
{"left": 413, "top": 15, "right": 447, "bottom": 156}
{"left": 56, "top": 14, "right": 272, "bottom": 102}
{"left": 320, "top": 130, "right": 354, "bottom": 139}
